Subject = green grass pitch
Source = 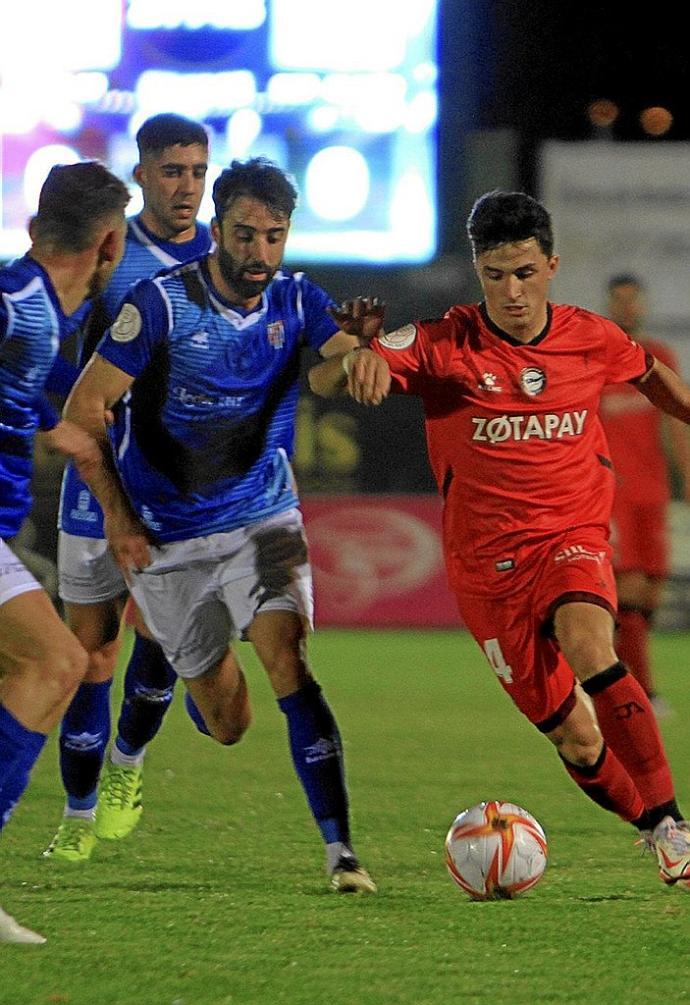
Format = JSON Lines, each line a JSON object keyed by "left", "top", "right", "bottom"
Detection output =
{"left": 2, "top": 629, "right": 690, "bottom": 1004}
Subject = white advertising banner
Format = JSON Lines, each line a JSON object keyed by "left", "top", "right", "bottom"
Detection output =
{"left": 540, "top": 141, "right": 690, "bottom": 368}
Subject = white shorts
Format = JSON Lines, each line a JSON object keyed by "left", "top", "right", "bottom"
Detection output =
{"left": 58, "top": 531, "right": 126, "bottom": 604}
{"left": 128, "top": 508, "right": 314, "bottom": 680}
{"left": 0, "top": 538, "right": 41, "bottom": 607}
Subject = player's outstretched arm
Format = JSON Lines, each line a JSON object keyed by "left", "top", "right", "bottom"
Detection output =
{"left": 308, "top": 344, "right": 391, "bottom": 404}
{"left": 63, "top": 354, "right": 151, "bottom": 576}
{"left": 637, "top": 356, "right": 690, "bottom": 424}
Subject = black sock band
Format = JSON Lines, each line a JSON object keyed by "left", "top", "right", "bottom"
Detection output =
{"left": 559, "top": 743, "right": 607, "bottom": 778}
{"left": 581, "top": 661, "right": 627, "bottom": 696}
{"left": 618, "top": 603, "right": 653, "bottom": 623}
{"left": 646, "top": 799, "right": 683, "bottom": 831}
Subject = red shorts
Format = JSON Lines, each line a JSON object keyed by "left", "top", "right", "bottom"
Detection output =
{"left": 610, "top": 498, "right": 668, "bottom": 578}
{"left": 454, "top": 530, "right": 617, "bottom": 728}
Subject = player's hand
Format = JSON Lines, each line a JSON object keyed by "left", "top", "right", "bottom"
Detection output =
{"left": 344, "top": 347, "right": 391, "bottom": 406}
{"left": 104, "top": 511, "right": 152, "bottom": 583}
{"left": 39, "top": 419, "right": 102, "bottom": 481}
{"left": 328, "top": 296, "right": 385, "bottom": 344}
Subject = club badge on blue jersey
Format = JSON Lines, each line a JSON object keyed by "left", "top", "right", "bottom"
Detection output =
{"left": 267, "top": 321, "right": 285, "bottom": 348}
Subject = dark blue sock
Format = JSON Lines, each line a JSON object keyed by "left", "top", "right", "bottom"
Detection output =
{"left": 184, "top": 691, "right": 211, "bottom": 736}
{"left": 116, "top": 634, "right": 177, "bottom": 755}
{"left": 278, "top": 681, "right": 350, "bottom": 846}
{"left": 0, "top": 703, "right": 47, "bottom": 830}
{"left": 59, "top": 680, "right": 112, "bottom": 811}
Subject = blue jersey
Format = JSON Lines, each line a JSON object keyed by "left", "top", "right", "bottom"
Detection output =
{"left": 96, "top": 261, "right": 338, "bottom": 543}
{"left": 0, "top": 256, "right": 70, "bottom": 537}
{"left": 59, "top": 217, "right": 212, "bottom": 536}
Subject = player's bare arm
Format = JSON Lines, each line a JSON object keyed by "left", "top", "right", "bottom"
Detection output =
{"left": 64, "top": 354, "right": 151, "bottom": 575}
{"left": 309, "top": 298, "right": 391, "bottom": 404}
{"left": 38, "top": 420, "right": 102, "bottom": 483}
{"left": 637, "top": 356, "right": 690, "bottom": 424}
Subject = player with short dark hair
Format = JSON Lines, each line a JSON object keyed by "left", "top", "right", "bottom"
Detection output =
{"left": 45, "top": 113, "right": 213, "bottom": 862}
{"left": 0, "top": 162, "right": 129, "bottom": 942}
{"left": 63, "top": 157, "right": 375, "bottom": 893}
{"left": 600, "top": 273, "right": 690, "bottom": 716}
{"left": 311, "top": 189, "right": 690, "bottom": 888}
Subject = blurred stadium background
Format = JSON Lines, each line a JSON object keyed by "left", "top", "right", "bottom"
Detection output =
{"left": 5, "top": 0, "right": 690, "bottom": 630}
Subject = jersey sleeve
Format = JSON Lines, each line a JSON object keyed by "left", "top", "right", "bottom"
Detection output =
{"left": 296, "top": 275, "right": 339, "bottom": 352}
{"left": 95, "top": 279, "right": 170, "bottom": 378}
{"left": 602, "top": 318, "right": 650, "bottom": 384}
{"left": 371, "top": 317, "right": 453, "bottom": 393}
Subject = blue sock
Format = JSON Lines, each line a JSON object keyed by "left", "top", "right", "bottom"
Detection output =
{"left": 59, "top": 680, "right": 112, "bottom": 811}
{"left": 0, "top": 703, "right": 47, "bottom": 830}
{"left": 184, "top": 691, "right": 211, "bottom": 736}
{"left": 278, "top": 681, "right": 350, "bottom": 846}
{"left": 116, "top": 634, "right": 177, "bottom": 756}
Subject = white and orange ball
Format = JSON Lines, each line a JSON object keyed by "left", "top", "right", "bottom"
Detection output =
{"left": 444, "top": 800, "right": 548, "bottom": 900}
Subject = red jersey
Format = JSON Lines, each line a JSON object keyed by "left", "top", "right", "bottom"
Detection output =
{"left": 372, "top": 302, "right": 649, "bottom": 592}
{"left": 599, "top": 338, "right": 676, "bottom": 505}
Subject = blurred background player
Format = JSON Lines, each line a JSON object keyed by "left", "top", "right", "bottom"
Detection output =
{"left": 63, "top": 156, "right": 375, "bottom": 893}
{"left": 45, "top": 114, "right": 214, "bottom": 862}
{"left": 0, "top": 162, "right": 129, "bottom": 941}
{"left": 600, "top": 274, "right": 690, "bottom": 716}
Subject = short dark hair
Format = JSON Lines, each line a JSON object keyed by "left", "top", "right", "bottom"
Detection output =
{"left": 136, "top": 113, "right": 209, "bottom": 158}
{"left": 31, "top": 162, "right": 130, "bottom": 252}
{"left": 467, "top": 190, "right": 554, "bottom": 258}
{"left": 607, "top": 273, "right": 643, "bottom": 293}
{"left": 212, "top": 157, "right": 298, "bottom": 221}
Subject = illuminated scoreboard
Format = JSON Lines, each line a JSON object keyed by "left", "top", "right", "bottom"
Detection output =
{"left": 0, "top": 0, "right": 439, "bottom": 263}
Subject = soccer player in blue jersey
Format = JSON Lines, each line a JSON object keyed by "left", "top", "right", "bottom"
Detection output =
{"left": 0, "top": 162, "right": 129, "bottom": 942}
{"left": 63, "top": 157, "right": 375, "bottom": 893}
{"left": 45, "top": 114, "right": 214, "bottom": 862}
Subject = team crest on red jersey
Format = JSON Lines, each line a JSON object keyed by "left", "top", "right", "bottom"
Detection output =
{"left": 520, "top": 367, "right": 546, "bottom": 396}
{"left": 380, "top": 324, "right": 416, "bottom": 349}
{"left": 267, "top": 321, "right": 285, "bottom": 347}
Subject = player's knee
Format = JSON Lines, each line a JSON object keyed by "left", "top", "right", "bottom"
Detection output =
{"left": 184, "top": 690, "right": 251, "bottom": 745}
{"left": 35, "top": 639, "right": 89, "bottom": 699}
{"left": 214, "top": 700, "right": 252, "bottom": 745}
{"left": 201, "top": 707, "right": 251, "bottom": 745}
{"left": 212, "top": 719, "right": 250, "bottom": 746}
{"left": 263, "top": 649, "right": 310, "bottom": 694}
{"left": 558, "top": 631, "right": 615, "bottom": 680}
{"left": 556, "top": 726, "right": 602, "bottom": 767}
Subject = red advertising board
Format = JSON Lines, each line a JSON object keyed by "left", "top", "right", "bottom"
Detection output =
{"left": 301, "top": 495, "right": 460, "bottom": 628}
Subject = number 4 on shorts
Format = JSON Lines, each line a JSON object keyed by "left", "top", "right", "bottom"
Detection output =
{"left": 483, "top": 638, "right": 513, "bottom": 683}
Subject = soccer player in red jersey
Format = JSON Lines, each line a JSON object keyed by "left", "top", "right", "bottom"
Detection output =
{"left": 600, "top": 274, "right": 690, "bottom": 715}
{"left": 309, "top": 191, "right": 690, "bottom": 887}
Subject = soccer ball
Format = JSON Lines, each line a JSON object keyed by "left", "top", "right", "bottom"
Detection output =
{"left": 444, "top": 800, "right": 548, "bottom": 900}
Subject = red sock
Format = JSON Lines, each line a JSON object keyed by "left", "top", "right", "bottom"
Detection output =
{"left": 616, "top": 607, "right": 653, "bottom": 696}
{"left": 561, "top": 744, "right": 645, "bottom": 823}
{"left": 583, "top": 662, "right": 675, "bottom": 808}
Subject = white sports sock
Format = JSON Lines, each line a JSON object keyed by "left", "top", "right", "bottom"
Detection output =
{"left": 326, "top": 841, "right": 353, "bottom": 874}
{"left": 110, "top": 746, "right": 145, "bottom": 769}
{"left": 64, "top": 807, "right": 95, "bottom": 822}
